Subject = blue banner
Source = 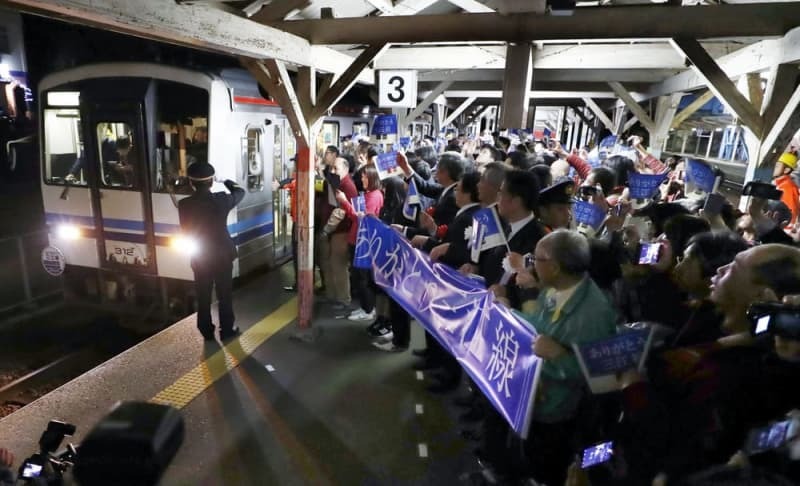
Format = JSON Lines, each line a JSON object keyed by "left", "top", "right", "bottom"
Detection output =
{"left": 372, "top": 114, "right": 398, "bottom": 136}
{"left": 628, "top": 172, "right": 668, "bottom": 200}
{"left": 573, "top": 201, "right": 606, "bottom": 230}
{"left": 399, "top": 136, "right": 411, "bottom": 149}
{"left": 686, "top": 159, "right": 716, "bottom": 193}
{"left": 355, "top": 216, "right": 542, "bottom": 438}
{"left": 402, "top": 178, "right": 421, "bottom": 221}
{"left": 351, "top": 195, "right": 366, "bottom": 213}
{"left": 576, "top": 329, "right": 651, "bottom": 377}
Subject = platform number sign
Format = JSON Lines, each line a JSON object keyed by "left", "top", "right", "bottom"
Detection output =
{"left": 379, "top": 70, "right": 418, "bottom": 108}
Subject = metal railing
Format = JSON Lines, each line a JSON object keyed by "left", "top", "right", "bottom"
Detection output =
{"left": 0, "top": 229, "right": 63, "bottom": 315}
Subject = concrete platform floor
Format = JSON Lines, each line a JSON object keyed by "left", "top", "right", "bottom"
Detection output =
{"left": 0, "top": 263, "right": 476, "bottom": 485}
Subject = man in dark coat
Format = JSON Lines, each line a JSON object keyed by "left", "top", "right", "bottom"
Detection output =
{"left": 178, "top": 161, "right": 245, "bottom": 341}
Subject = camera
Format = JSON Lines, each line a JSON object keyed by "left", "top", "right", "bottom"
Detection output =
{"left": 747, "top": 302, "right": 800, "bottom": 339}
{"left": 18, "top": 420, "right": 78, "bottom": 485}
{"left": 743, "top": 181, "right": 783, "bottom": 200}
{"left": 16, "top": 402, "right": 184, "bottom": 486}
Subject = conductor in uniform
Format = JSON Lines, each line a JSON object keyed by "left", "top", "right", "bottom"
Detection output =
{"left": 178, "top": 161, "right": 245, "bottom": 341}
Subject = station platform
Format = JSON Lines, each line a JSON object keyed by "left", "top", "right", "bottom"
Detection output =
{"left": 0, "top": 264, "right": 475, "bottom": 485}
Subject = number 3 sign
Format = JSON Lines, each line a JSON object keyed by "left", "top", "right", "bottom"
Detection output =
{"left": 378, "top": 70, "right": 418, "bottom": 108}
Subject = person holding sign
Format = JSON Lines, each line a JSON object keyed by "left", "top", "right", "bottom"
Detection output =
{"left": 336, "top": 165, "right": 384, "bottom": 323}
{"left": 513, "top": 230, "right": 617, "bottom": 486}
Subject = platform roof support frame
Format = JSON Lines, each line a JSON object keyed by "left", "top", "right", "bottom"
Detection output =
{"left": 499, "top": 42, "right": 534, "bottom": 130}
{"left": 670, "top": 90, "right": 713, "bottom": 129}
{"left": 582, "top": 97, "right": 614, "bottom": 133}
{"left": 242, "top": 44, "right": 387, "bottom": 335}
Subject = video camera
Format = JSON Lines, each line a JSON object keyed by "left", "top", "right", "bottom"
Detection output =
{"left": 16, "top": 402, "right": 183, "bottom": 486}
{"left": 17, "top": 421, "right": 77, "bottom": 485}
{"left": 747, "top": 302, "right": 800, "bottom": 339}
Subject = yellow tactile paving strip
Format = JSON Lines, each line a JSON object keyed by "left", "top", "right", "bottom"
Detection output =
{"left": 149, "top": 297, "right": 298, "bottom": 409}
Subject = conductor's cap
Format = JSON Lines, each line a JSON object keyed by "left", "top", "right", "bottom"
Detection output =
{"left": 187, "top": 161, "right": 215, "bottom": 181}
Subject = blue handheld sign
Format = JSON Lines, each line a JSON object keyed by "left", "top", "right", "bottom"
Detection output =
{"left": 376, "top": 151, "right": 400, "bottom": 179}
{"left": 686, "top": 159, "right": 716, "bottom": 193}
{"left": 577, "top": 329, "right": 651, "bottom": 377}
{"left": 573, "top": 201, "right": 606, "bottom": 230}
{"left": 372, "top": 114, "right": 398, "bottom": 136}
{"left": 351, "top": 195, "right": 366, "bottom": 213}
{"left": 628, "top": 172, "right": 668, "bottom": 200}
{"left": 581, "top": 442, "right": 614, "bottom": 469}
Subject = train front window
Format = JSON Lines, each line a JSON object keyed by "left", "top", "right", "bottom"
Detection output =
{"left": 96, "top": 122, "right": 138, "bottom": 189}
{"left": 43, "top": 107, "right": 85, "bottom": 186}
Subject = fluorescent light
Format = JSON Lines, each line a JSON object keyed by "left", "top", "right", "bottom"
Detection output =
{"left": 47, "top": 91, "right": 80, "bottom": 107}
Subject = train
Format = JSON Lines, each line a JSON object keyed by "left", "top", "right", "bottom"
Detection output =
{"left": 38, "top": 62, "right": 430, "bottom": 314}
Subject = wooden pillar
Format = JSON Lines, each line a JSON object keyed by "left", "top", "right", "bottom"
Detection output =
{"left": 294, "top": 142, "right": 315, "bottom": 329}
{"left": 500, "top": 42, "right": 533, "bottom": 129}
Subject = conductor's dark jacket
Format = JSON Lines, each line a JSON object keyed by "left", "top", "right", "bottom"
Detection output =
{"left": 178, "top": 180, "right": 245, "bottom": 269}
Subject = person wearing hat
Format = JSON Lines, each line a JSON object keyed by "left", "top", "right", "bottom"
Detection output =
{"left": 773, "top": 152, "right": 800, "bottom": 226}
{"left": 178, "top": 161, "right": 245, "bottom": 341}
{"left": 537, "top": 179, "right": 576, "bottom": 231}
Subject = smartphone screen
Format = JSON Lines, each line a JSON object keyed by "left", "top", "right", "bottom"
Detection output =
{"left": 581, "top": 441, "right": 614, "bottom": 469}
{"left": 638, "top": 243, "right": 661, "bottom": 265}
{"left": 746, "top": 420, "right": 794, "bottom": 454}
{"left": 755, "top": 315, "right": 771, "bottom": 335}
{"left": 21, "top": 462, "right": 43, "bottom": 478}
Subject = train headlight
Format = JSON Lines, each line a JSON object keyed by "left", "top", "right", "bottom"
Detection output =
{"left": 56, "top": 224, "right": 81, "bottom": 240}
{"left": 171, "top": 235, "right": 200, "bottom": 257}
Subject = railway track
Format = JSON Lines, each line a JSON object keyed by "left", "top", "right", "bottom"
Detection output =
{"left": 0, "top": 346, "right": 103, "bottom": 417}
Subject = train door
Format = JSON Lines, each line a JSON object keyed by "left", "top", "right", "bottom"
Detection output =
{"left": 271, "top": 119, "right": 293, "bottom": 261}
{"left": 80, "top": 86, "right": 156, "bottom": 274}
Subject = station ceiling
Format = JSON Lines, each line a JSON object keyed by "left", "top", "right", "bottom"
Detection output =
{"left": 2, "top": 0, "right": 800, "bottom": 111}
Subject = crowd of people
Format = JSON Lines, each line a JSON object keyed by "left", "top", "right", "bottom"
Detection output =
{"left": 279, "top": 129, "right": 800, "bottom": 485}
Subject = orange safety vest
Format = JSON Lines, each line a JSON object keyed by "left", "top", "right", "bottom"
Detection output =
{"left": 774, "top": 174, "right": 800, "bottom": 225}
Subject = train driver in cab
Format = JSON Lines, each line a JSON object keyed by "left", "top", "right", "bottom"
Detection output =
{"left": 178, "top": 161, "right": 245, "bottom": 341}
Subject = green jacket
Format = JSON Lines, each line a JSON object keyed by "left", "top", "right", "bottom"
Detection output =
{"left": 518, "top": 276, "right": 617, "bottom": 423}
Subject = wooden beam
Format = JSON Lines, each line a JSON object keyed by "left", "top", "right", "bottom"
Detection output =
{"left": 608, "top": 81, "right": 655, "bottom": 132}
{"left": 267, "top": 4, "right": 800, "bottom": 44}
{"left": 447, "top": 0, "right": 495, "bottom": 13}
{"left": 647, "top": 26, "right": 800, "bottom": 99}
{"left": 318, "top": 73, "right": 334, "bottom": 102}
{"left": 759, "top": 82, "right": 800, "bottom": 167}
{"left": 0, "top": 0, "right": 310, "bottom": 63}
{"left": 242, "top": 58, "right": 310, "bottom": 146}
{"left": 671, "top": 90, "right": 713, "bottom": 129}
{"left": 623, "top": 116, "right": 639, "bottom": 133}
{"left": 309, "top": 46, "right": 375, "bottom": 86}
{"left": 500, "top": 42, "right": 533, "bottom": 129}
{"left": 311, "top": 44, "right": 388, "bottom": 121}
{"left": 443, "top": 96, "right": 477, "bottom": 127}
{"left": 296, "top": 66, "right": 316, "bottom": 124}
{"left": 761, "top": 64, "right": 800, "bottom": 135}
{"left": 746, "top": 73, "right": 764, "bottom": 114}
{"left": 649, "top": 92, "right": 683, "bottom": 158}
{"left": 670, "top": 38, "right": 763, "bottom": 136}
{"left": 582, "top": 97, "right": 614, "bottom": 132}
{"left": 249, "top": 0, "right": 310, "bottom": 22}
{"left": 403, "top": 81, "right": 453, "bottom": 126}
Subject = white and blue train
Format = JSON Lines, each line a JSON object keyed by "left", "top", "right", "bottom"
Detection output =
{"left": 38, "top": 62, "right": 384, "bottom": 309}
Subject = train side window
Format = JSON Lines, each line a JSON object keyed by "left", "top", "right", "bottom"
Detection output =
{"left": 43, "top": 108, "right": 85, "bottom": 186}
{"left": 352, "top": 121, "right": 369, "bottom": 138}
{"left": 246, "top": 127, "right": 264, "bottom": 192}
{"left": 96, "top": 122, "right": 138, "bottom": 189}
{"left": 316, "top": 121, "right": 339, "bottom": 158}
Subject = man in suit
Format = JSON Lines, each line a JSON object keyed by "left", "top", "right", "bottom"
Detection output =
{"left": 178, "top": 161, "right": 245, "bottom": 341}
{"left": 396, "top": 151, "right": 466, "bottom": 240}
{"left": 427, "top": 171, "right": 482, "bottom": 268}
{"left": 480, "top": 170, "right": 547, "bottom": 288}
